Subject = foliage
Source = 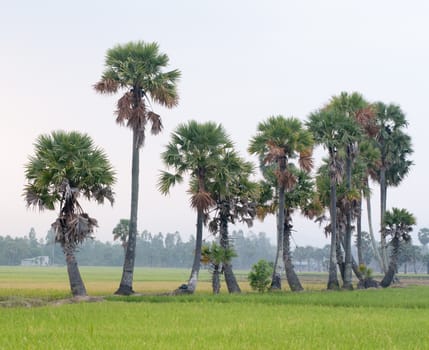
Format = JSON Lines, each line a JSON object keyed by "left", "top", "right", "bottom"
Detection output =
{"left": 248, "top": 259, "right": 273, "bottom": 293}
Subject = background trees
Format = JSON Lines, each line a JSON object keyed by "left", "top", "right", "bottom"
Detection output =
{"left": 95, "top": 41, "right": 180, "bottom": 295}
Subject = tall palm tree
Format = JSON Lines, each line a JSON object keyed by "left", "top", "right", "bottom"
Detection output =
{"left": 249, "top": 116, "right": 313, "bottom": 291}
{"left": 158, "top": 120, "right": 233, "bottom": 293}
{"left": 307, "top": 109, "right": 357, "bottom": 289}
{"left": 24, "top": 131, "right": 115, "bottom": 297}
{"left": 371, "top": 102, "right": 413, "bottom": 272}
{"left": 325, "top": 92, "right": 369, "bottom": 290}
{"left": 380, "top": 208, "right": 416, "bottom": 287}
{"left": 206, "top": 151, "right": 257, "bottom": 293}
{"left": 94, "top": 41, "right": 180, "bottom": 295}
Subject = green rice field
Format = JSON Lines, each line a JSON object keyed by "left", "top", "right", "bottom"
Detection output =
{"left": 1, "top": 266, "right": 429, "bottom": 349}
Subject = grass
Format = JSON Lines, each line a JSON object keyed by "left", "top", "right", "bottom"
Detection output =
{"left": 1, "top": 266, "right": 429, "bottom": 349}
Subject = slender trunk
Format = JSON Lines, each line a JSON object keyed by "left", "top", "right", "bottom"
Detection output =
{"left": 64, "top": 244, "right": 87, "bottom": 297}
{"left": 336, "top": 233, "right": 345, "bottom": 282}
{"left": 365, "top": 177, "right": 384, "bottom": 272}
{"left": 115, "top": 130, "right": 139, "bottom": 295}
{"left": 271, "top": 159, "right": 286, "bottom": 290}
{"left": 212, "top": 265, "right": 220, "bottom": 294}
{"left": 340, "top": 235, "right": 363, "bottom": 282}
{"left": 381, "top": 236, "right": 400, "bottom": 287}
{"left": 220, "top": 206, "right": 241, "bottom": 293}
{"left": 356, "top": 196, "right": 363, "bottom": 265}
{"left": 327, "top": 152, "right": 340, "bottom": 290}
{"left": 380, "top": 167, "right": 389, "bottom": 271}
{"left": 283, "top": 209, "right": 303, "bottom": 291}
{"left": 185, "top": 207, "right": 204, "bottom": 293}
{"left": 343, "top": 146, "right": 353, "bottom": 290}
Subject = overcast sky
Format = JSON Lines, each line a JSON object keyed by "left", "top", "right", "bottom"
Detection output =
{"left": 1, "top": 0, "right": 428, "bottom": 247}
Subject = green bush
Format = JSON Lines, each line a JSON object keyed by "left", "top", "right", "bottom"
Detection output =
{"left": 248, "top": 260, "right": 273, "bottom": 293}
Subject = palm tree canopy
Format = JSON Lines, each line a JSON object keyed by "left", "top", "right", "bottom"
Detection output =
{"left": 24, "top": 131, "right": 115, "bottom": 211}
{"left": 95, "top": 41, "right": 181, "bottom": 106}
{"left": 158, "top": 120, "right": 233, "bottom": 210}
{"left": 94, "top": 41, "right": 181, "bottom": 147}
{"left": 384, "top": 208, "right": 416, "bottom": 241}
{"left": 307, "top": 109, "right": 360, "bottom": 152}
{"left": 248, "top": 116, "right": 313, "bottom": 171}
{"left": 371, "top": 102, "right": 413, "bottom": 187}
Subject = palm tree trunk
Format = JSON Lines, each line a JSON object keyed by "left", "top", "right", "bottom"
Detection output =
{"left": 219, "top": 210, "right": 241, "bottom": 293}
{"left": 271, "top": 160, "right": 286, "bottom": 290}
{"left": 343, "top": 147, "right": 353, "bottom": 290}
{"left": 116, "top": 130, "right": 139, "bottom": 295}
{"left": 380, "top": 167, "right": 389, "bottom": 271}
{"left": 336, "top": 234, "right": 345, "bottom": 282}
{"left": 380, "top": 236, "right": 400, "bottom": 287}
{"left": 365, "top": 177, "right": 384, "bottom": 272}
{"left": 212, "top": 265, "right": 221, "bottom": 294}
{"left": 283, "top": 209, "right": 303, "bottom": 291}
{"left": 356, "top": 197, "right": 363, "bottom": 265}
{"left": 64, "top": 244, "right": 87, "bottom": 297}
{"left": 327, "top": 155, "right": 340, "bottom": 290}
{"left": 186, "top": 207, "right": 204, "bottom": 293}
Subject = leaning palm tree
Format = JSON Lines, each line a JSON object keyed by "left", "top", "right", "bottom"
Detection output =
{"left": 24, "top": 131, "right": 115, "bottom": 297}
{"left": 95, "top": 41, "right": 180, "bottom": 295}
{"left": 380, "top": 208, "right": 416, "bottom": 287}
{"left": 158, "top": 120, "right": 233, "bottom": 293}
{"left": 249, "top": 116, "right": 313, "bottom": 291}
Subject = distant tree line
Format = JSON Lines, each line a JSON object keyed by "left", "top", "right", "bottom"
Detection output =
{"left": 3, "top": 228, "right": 429, "bottom": 274}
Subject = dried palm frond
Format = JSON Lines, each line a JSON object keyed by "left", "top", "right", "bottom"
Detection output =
{"left": 116, "top": 92, "right": 133, "bottom": 124}
{"left": 148, "top": 111, "right": 162, "bottom": 135}
{"left": 299, "top": 148, "right": 314, "bottom": 172}
{"left": 189, "top": 190, "right": 215, "bottom": 210}
{"left": 355, "top": 106, "right": 378, "bottom": 137}
{"left": 264, "top": 142, "right": 284, "bottom": 164}
{"left": 93, "top": 79, "right": 119, "bottom": 94}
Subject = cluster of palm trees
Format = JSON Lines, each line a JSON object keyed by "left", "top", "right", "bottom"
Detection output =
{"left": 23, "top": 40, "right": 415, "bottom": 297}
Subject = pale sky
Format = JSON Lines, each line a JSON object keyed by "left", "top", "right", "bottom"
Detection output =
{"left": 1, "top": 0, "right": 428, "bottom": 247}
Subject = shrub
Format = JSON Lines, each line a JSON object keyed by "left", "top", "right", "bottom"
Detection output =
{"left": 248, "top": 260, "right": 273, "bottom": 293}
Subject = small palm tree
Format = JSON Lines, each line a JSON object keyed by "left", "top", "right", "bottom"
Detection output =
{"left": 249, "top": 116, "right": 313, "bottom": 291}
{"left": 113, "top": 219, "right": 130, "bottom": 251}
{"left": 206, "top": 150, "right": 257, "bottom": 293}
{"left": 95, "top": 41, "right": 180, "bottom": 295}
{"left": 158, "top": 120, "right": 233, "bottom": 293}
{"left": 24, "top": 131, "right": 115, "bottom": 297}
{"left": 201, "top": 242, "right": 237, "bottom": 294}
{"left": 380, "top": 208, "right": 416, "bottom": 287}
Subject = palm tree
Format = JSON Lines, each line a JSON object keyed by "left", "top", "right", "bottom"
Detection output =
{"left": 380, "top": 208, "right": 416, "bottom": 287}
{"left": 307, "top": 109, "right": 357, "bottom": 289}
{"left": 24, "top": 131, "right": 115, "bottom": 297}
{"left": 201, "top": 242, "right": 237, "bottom": 294}
{"left": 371, "top": 102, "right": 413, "bottom": 272}
{"left": 94, "top": 41, "right": 180, "bottom": 295}
{"left": 325, "top": 92, "right": 370, "bottom": 290}
{"left": 249, "top": 116, "right": 313, "bottom": 291}
{"left": 158, "top": 120, "right": 233, "bottom": 293}
{"left": 113, "top": 219, "right": 130, "bottom": 252}
{"left": 206, "top": 151, "right": 257, "bottom": 293}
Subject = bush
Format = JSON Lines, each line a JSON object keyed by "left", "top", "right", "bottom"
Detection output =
{"left": 248, "top": 260, "right": 273, "bottom": 293}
